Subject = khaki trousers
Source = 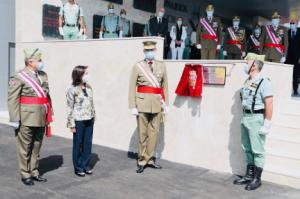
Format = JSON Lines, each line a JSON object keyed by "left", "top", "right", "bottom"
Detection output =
{"left": 201, "top": 48, "right": 216, "bottom": 59}
{"left": 137, "top": 112, "right": 162, "bottom": 166}
{"left": 16, "top": 125, "right": 45, "bottom": 179}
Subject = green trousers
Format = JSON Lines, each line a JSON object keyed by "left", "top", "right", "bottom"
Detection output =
{"left": 241, "top": 113, "right": 266, "bottom": 168}
{"left": 63, "top": 26, "right": 80, "bottom": 40}
{"left": 16, "top": 125, "right": 45, "bottom": 179}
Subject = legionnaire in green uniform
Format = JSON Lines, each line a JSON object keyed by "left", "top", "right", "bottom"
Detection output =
{"left": 58, "top": 0, "right": 84, "bottom": 40}
{"left": 99, "top": 3, "right": 120, "bottom": 39}
{"left": 8, "top": 49, "right": 53, "bottom": 186}
{"left": 223, "top": 16, "right": 246, "bottom": 59}
{"left": 233, "top": 53, "right": 273, "bottom": 191}
{"left": 247, "top": 24, "right": 262, "bottom": 55}
{"left": 128, "top": 41, "right": 169, "bottom": 173}
{"left": 196, "top": 4, "right": 223, "bottom": 59}
{"left": 260, "top": 12, "right": 289, "bottom": 63}
{"left": 119, "top": 9, "right": 131, "bottom": 38}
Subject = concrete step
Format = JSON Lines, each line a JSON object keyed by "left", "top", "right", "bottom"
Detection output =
{"left": 263, "top": 170, "right": 300, "bottom": 189}
{"left": 265, "top": 155, "right": 300, "bottom": 179}
{"left": 273, "top": 113, "right": 300, "bottom": 129}
{"left": 266, "top": 139, "right": 300, "bottom": 160}
{"left": 270, "top": 125, "right": 300, "bottom": 144}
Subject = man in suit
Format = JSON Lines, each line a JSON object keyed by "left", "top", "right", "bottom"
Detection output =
{"left": 128, "top": 41, "right": 169, "bottom": 173}
{"left": 260, "top": 12, "right": 289, "bottom": 63}
{"left": 8, "top": 49, "right": 53, "bottom": 185}
{"left": 196, "top": 4, "right": 223, "bottom": 59}
{"left": 149, "top": 8, "right": 169, "bottom": 59}
{"left": 286, "top": 19, "right": 300, "bottom": 96}
{"left": 223, "top": 16, "right": 246, "bottom": 60}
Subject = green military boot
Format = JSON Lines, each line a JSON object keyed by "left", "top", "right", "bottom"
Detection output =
{"left": 233, "top": 164, "right": 255, "bottom": 185}
{"left": 245, "top": 166, "right": 263, "bottom": 191}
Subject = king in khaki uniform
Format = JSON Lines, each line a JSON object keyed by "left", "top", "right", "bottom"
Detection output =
{"left": 260, "top": 12, "right": 288, "bottom": 63}
{"left": 128, "top": 41, "right": 169, "bottom": 173}
{"left": 196, "top": 4, "right": 223, "bottom": 59}
{"left": 233, "top": 53, "right": 273, "bottom": 191}
{"left": 223, "top": 16, "right": 246, "bottom": 59}
{"left": 8, "top": 49, "right": 53, "bottom": 186}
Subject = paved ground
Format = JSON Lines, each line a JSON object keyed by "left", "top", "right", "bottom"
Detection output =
{"left": 0, "top": 124, "right": 299, "bottom": 199}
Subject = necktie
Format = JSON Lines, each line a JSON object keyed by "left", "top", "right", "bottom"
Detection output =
{"left": 148, "top": 62, "right": 153, "bottom": 72}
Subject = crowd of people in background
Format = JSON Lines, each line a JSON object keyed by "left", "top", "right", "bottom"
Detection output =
{"left": 58, "top": 0, "right": 300, "bottom": 95}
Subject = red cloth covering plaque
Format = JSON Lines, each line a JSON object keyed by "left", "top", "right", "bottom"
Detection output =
{"left": 175, "top": 64, "right": 203, "bottom": 97}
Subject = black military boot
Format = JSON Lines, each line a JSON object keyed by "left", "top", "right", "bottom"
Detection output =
{"left": 233, "top": 164, "right": 255, "bottom": 185}
{"left": 245, "top": 167, "right": 263, "bottom": 191}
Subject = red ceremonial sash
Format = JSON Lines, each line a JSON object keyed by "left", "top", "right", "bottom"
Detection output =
{"left": 265, "top": 25, "right": 284, "bottom": 54}
{"left": 200, "top": 18, "right": 218, "bottom": 43}
{"left": 18, "top": 70, "right": 53, "bottom": 137}
{"left": 137, "top": 86, "right": 165, "bottom": 101}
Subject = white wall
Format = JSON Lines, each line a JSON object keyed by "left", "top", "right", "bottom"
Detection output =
{"left": 15, "top": 0, "right": 164, "bottom": 42}
{"left": 0, "top": 0, "right": 15, "bottom": 111}
{"left": 13, "top": 38, "right": 296, "bottom": 187}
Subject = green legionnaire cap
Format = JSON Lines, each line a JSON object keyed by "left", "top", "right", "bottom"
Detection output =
{"left": 233, "top": 16, "right": 240, "bottom": 21}
{"left": 24, "top": 48, "right": 42, "bottom": 60}
{"left": 272, "top": 12, "right": 281, "bottom": 19}
{"left": 143, "top": 41, "right": 157, "bottom": 50}
{"left": 120, "top": 9, "right": 126, "bottom": 15}
{"left": 206, "top": 4, "right": 214, "bottom": 11}
{"left": 108, "top": 3, "right": 114, "bottom": 9}
{"left": 244, "top": 53, "right": 265, "bottom": 62}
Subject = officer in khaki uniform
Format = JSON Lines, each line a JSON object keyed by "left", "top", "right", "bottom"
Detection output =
{"left": 260, "top": 12, "right": 288, "bottom": 63}
{"left": 8, "top": 49, "right": 53, "bottom": 186}
{"left": 233, "top": 53, "right": 273, "bottom": 191}
{"left": 223, "top": 16, "right": 246, "bottom": 60}
{"left": 128, "top": 41, "right": 169, "bottom": 173}
{"left": 196, "top": 4, "right": 222, "bottom": 59}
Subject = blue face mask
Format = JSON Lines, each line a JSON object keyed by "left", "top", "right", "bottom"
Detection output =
{"left": 145, "top": 51, "right": 155, "bottom": 60}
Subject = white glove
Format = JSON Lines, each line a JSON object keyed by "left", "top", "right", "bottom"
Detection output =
{"left": 82, "top": 34, "right": 87, "bottom": 40}
{"left": 119, "top": 30, "right": 123, "bottom": 38}
{"left": 99, "top": 31, "right": 103, "bottom": 39}
{"left": 59, "top": 27, "right": 64, "bottom": 36}
{"left": 216, "top": 45, "right": 221, "bottom": 50}
{"left": 196, "top": 44, "right": 202, "bottom": 49}
{"left": 131, "top": 108, "right": 139, "bottom": 116}
{"left": 280, "top": 56, "right": 286, "bottom": 63}
{"left": 9, "top": 122, "right": 20, "bottom": 129}
{"left": 242, "top": 51, "right": 246, "bottom": 57}
{"left": 223, "top": 50, "right": 227, "bottom": 56}
{"left": 259, "top": 119, "right": 272, "bottom": 135}
{"left": 163, "top": 106, "right": 169, "bottom": 115}
{"left": 78, "top": 29, "right": 83, "bottom": 36}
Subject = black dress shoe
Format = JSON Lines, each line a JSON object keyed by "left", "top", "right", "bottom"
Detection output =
{"left": 32, "top": 175, "right": 47, "bottom": 182}
{"left": 75, "top": 171, "right": 86, "bottom": 177}
{"left": 148, "top": 163, "right": 162, "bottom": 169}
{"left": 22, "top": 178, "right": 34, "bottom": 186}
{"left": 136, "top": 165, "right": 145, "bottom": 173}
{"left": 85, "top": 170, "right": 93, "bottom": 175}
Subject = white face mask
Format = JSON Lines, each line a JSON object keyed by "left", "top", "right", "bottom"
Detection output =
{"left": 177, "top": 20, "right": 182, "bottom": 26}
{"left": 108, "top": 9, "right": 114, "bottom": 14}
{"left": 207, "top": 11, "right": 214, "bottom": 17}
{"left": 82, "top": 74, "right": 90, "bottom": 83}
{"left": 37, "top": 62, "right": 45, "bottom": 71}
{"left": 233, "top": 21, "right": 240, "bottom": 27}
{"left": 291, "top": 24, "right": 297, "bottom": 31}
{"left": 158, "top": 12, "right": 164, "bottom": 18}
{"left": 121, "top": 14, "right": 126, "bottom": 18}
{"left": 272, "top": 19, "right": 280, "bottom": 27}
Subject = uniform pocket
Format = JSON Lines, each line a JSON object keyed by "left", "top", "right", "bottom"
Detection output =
{"left": 136, "top": 93, "right": 145, "bottom": 99}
